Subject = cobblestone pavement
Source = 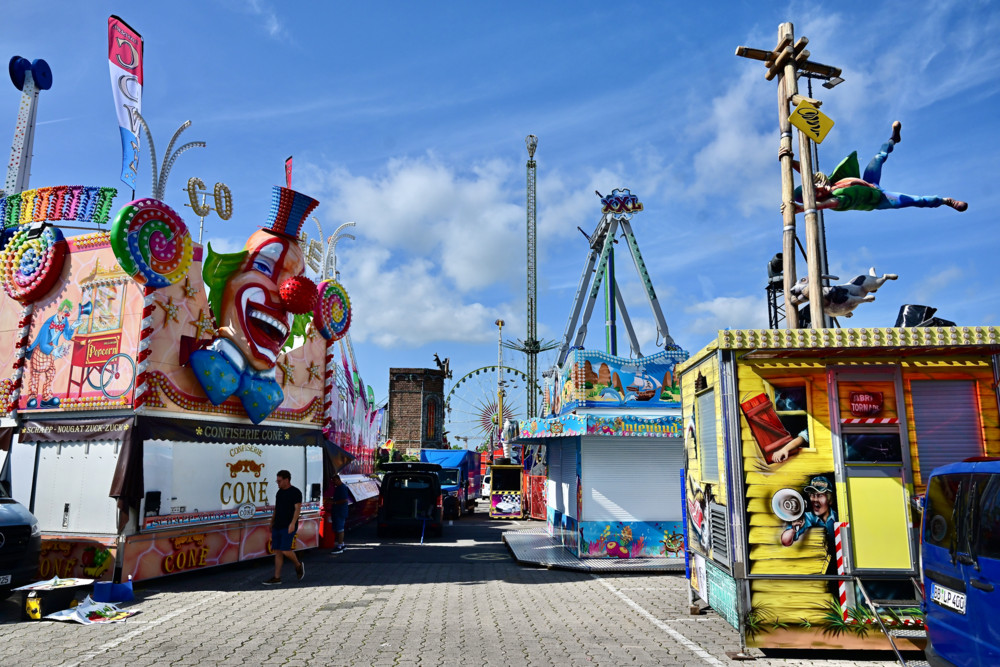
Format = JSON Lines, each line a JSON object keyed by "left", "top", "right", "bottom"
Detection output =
{"left": 1, "top": 517, "right": 918, "bottom": 666}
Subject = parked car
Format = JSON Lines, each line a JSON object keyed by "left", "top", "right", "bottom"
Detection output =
{"left": 481, "top": 472, "right": 491, "bottom": 499}
{"left": 1, "top": 481, "right": 42, "bottom": 598}
{"left": 376, "top": 462, "right": 443, "bottom": 538}
{"left": 921, "top": 457, "right": 1000, "bottom": 666}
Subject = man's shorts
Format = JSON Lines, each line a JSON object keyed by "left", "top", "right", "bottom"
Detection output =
{"left": 272, "top": 529, "right": 295, "bottom": 551}
{"left": 331, "top": 507, "right": 349, "bottom": 532}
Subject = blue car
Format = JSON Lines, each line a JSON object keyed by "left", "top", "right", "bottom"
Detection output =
{"left": 921, "top": 457, "right": 1000, "bottom": 666}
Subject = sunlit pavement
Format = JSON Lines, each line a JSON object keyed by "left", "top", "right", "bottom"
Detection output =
{"left": 1, "top": 515, "right": 916, "bottom": 666}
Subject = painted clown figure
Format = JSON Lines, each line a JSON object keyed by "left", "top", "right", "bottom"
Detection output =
{"left": 190, "top": 186, "right": 319, "bottom": 423}
{"left": 25, "top": 299, "right": 85, "bottom": 408}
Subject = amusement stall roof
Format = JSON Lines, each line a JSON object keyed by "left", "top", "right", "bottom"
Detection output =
{"left": 679, "top": 326, "right": 1000, "bottom": 369}
{"left": 515, "top": 413, "right": 681, "bottom": 441}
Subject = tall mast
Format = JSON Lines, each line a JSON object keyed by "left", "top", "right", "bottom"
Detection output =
{"left": 524, "top": 135, "right": 539, "bottom": 418}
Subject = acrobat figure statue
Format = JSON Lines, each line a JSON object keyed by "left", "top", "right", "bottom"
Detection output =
{"left": 786, "top": 121, "right": 967, "bottom": 213}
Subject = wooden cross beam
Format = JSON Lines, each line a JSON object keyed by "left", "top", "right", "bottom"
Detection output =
{"left": 735, "top": 22, "right": 841, "bottom": 330}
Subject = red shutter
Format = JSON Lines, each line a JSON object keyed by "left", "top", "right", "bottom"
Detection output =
{"left": 740, "top": 393, "right": 792, "bottom": 464}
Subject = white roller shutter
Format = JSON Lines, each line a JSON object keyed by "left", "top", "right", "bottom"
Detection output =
{"left": 562, "top": 439, "right": 577, "bottom": 519}
{"left": 582, "top": 436, "right": 684, "bottom": 522}
{"left": 912, "top": 380, "right": 983, "bottom": 479}
{"left": 697, "top": 390, "right": 719, "bottom": 482}
{"left": 547, "top": 440, "right": 563, "bottom": 514}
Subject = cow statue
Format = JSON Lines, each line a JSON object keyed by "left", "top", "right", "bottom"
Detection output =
{"left": 789, "top": 268, "right": 898, "bottom": 318}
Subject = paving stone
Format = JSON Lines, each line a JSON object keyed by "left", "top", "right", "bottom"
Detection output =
{"left": 0, "top": 518, "right": 912, "bottom": 666}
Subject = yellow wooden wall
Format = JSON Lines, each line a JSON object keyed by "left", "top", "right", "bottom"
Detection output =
{"left": 740, "top": 362, "right": 837, "bottom": 622}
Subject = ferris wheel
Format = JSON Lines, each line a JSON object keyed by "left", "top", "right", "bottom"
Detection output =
{"left": 445, "top": 365, "right": 542, "bottom": 450}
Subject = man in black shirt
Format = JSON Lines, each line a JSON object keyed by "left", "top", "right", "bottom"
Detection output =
{"left": 264, "top": 469, "right": 304, "bottom": 584}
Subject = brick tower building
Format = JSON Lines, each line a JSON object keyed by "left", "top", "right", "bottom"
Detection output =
{"left": 387, "top": 368, "right": 447, "bottom": 450}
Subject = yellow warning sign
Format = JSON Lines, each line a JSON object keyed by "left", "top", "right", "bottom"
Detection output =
{"left": 790, "top": 100, "right": 834, "bottom": 144}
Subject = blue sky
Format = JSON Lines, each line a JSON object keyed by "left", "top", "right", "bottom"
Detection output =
{"left": 5, "top": 2, "right": 1000, "bottom": 423}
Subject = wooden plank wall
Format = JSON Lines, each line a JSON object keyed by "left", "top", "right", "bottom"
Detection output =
{"left": 740, "top": 362, "right": 835, "bottom": 622}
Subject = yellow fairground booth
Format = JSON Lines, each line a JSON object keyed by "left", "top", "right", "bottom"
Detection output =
{"left": 677, "top": 326, "right": 1000, "bottom": 651}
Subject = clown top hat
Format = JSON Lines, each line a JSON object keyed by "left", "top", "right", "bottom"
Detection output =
{"left": 264, "top": 186, "right": 319, "bottom": 239}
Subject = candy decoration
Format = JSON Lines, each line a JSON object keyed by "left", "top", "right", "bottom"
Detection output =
{"left": 279, "top": 275, "right": 318, "bottom": 314}
{"left": 313, "top": 280, "right": 351, "bottom": 341}
{"left": 110, "top": 198, "right": 193, "bottom": 288}
{"left": 0, "top": 223, "right": 67, "bottom": 304}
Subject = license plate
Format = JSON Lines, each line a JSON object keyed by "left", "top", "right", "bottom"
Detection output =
{"left": 931, "top": 582, "right": 967, "bottom": 614}
{"left": 0, "top": 574, "right": 10, "bottom": 585}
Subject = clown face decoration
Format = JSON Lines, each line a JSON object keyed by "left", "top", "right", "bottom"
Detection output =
{"left": 191, "top": 186, "right": 319, "bottom": 423}
{"left": 218, "top": 230, "right": 305, "bottom": 370}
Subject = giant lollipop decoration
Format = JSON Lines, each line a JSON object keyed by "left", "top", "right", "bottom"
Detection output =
{"left": 110, "top": 198, "right": 193, "bottom": 288}
{"left": 314, "top": 279, "right": 351, "bottom": 341}
{"left": 0, "top": 223, "right": 68, "bottom": 304}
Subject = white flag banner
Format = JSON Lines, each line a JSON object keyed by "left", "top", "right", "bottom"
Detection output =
{"left": 107, "top": 15, "right": 143, "bottom": 190}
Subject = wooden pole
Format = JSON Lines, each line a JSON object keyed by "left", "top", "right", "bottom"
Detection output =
{"left": 739, "top": 23, "right": 840, "bottom": 330}
{"left": 797, "top": 125, "right": 825, "bottom": 329}
{"left": 776, "top": 24, "right": 799, "bottom": 329}
{"left": 779, "top": 23, "right": 825, "bottom": 329}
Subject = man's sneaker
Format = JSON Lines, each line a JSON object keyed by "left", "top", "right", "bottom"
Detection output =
{"left": 331, "top": 544, "right": 345, "bottom": 554}
{"left": 295, "top": 563, "right": 305, "bottom": 581}
{"left": 263, "top": 577, "right": 282, "bottom": 585}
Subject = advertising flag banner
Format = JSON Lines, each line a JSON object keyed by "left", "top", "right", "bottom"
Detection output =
{"left": 107, "top": 16, "right": 143, "bottom": 190}
{"left": 285, "top": 156, "right": 293, "bottom": 188}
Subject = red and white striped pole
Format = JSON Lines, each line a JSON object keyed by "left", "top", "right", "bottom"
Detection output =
{"left": 8, "top": 303, "right": 34, "bottom": 413}
{"left": 323, "top": 338, "right": 335, "bottom": 436}
{"left": 133, "top": 286, "right": 156, "bottom": 409}
{"left": 835, "top": 521, "right": 850, "bottom": 621}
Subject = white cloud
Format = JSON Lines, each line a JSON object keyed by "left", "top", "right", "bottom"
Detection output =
{"left": 237, "top": 0, "right": 286, "bottom": 39}
{"left": 913, "top": 266, "right": 963, "bottom": 302}
{"left": 685, "top": 295, "right": 768, "bottom": 336}
{"left": 291, "top": 155, "right": 549, "bottom": 348}
{"left": 338, "top": 245, "right": 511, "bottom": 348}
{"left": 302, "top": 155, "right": 523, "bottom": 293}
{"left": 688, "top": 68, "right": 776, "bottom": 217}
{"left": 202, "top": 235, "right": 245, "bottom": 255}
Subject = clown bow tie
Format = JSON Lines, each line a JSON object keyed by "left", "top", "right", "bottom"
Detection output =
{"left": 189, "top": 347, "right": 283, "bottom": 424}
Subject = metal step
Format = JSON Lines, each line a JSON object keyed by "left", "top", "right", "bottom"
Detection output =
{"left": 889, "top": 628, "right": 926, "bottom": 638}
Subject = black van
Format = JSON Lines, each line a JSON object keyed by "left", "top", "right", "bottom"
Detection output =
{"left": 1, "top": 482, "right": 42, "bottom": 597}
{"left": 376, "top": 462, "right": 443, "bottom": 538}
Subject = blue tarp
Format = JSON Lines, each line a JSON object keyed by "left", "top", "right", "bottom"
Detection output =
{"left": 419, "top": 449, "right": 473, "bottom": 468}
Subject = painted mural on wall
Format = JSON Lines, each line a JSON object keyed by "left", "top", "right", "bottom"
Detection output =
{"left": 0, "top": 235, "right": 143, "bottom": 413}
{"left": 774, "top": 473, "right": 838, "bottom": 573}
{"left": 588, "top": 414, "right": 682, "bottom": 437}
{"left": 519, "top": 414, "right": 587, "bottom": 438}
{"left": 579, "top": 521, "right": 684, "bottom": 559}
{"left": 519, "top": 414, "right": 681, "bottom": 440}
{"left": 491, "top": 492, "right": 522, "bottom": 518}
{"left": 737, "top": 373, "right": 923, "bottom": 646}
{"left": 554, "top": 348, "right": 688, "bottom": 415}
{"left": 37, "top": 539, "right": 116, "bottom": 581}
{"left": 687, "top": 476, "right": 716, "bottom": 556}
